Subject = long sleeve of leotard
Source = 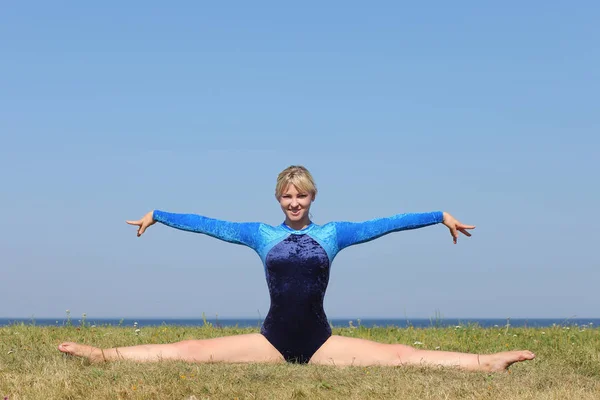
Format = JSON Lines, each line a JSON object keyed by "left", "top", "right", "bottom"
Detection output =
{"left": 153, "top": 210, "right": 261, "bottom": 250}
{"left": 334, "top": 211, "right": 444, "bottom": 251}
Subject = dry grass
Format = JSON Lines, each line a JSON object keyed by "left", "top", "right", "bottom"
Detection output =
{"left": 1, "top": 322, "right": 599, "bottom": 399}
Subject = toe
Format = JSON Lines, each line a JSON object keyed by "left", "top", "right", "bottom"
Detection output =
{"left": 519, "top": 350, "right": 535, "bottom": 360}
{"left": 58, "top": 342, "right": 79, "bottom": 354}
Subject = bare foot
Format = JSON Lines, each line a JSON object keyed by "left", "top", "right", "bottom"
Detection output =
{"left": 58, "top": 342, "right": 105, "bottom": 363}
{"left": 479, "top": 350, "right": 535, "bottom": 372}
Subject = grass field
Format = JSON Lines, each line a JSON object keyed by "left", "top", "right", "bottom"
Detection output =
{"left": 1, "top": 322, "right": 599, "bottom": 399}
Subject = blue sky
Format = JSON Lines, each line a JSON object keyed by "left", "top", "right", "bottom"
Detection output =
{"left": 1, "top": 2, "right": 598, "bottom": 319}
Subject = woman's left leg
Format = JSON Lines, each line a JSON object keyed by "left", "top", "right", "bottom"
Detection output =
{"left": 309, "top": 335, "right": 535, "bottom": 372}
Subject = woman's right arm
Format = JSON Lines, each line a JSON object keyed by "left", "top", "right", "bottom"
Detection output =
{"left": 126, "top": 210, "right": 260, "bottom": 249}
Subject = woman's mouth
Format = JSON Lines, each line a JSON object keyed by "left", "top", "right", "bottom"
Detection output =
{"left": 290, "top": 210, "right": 301, "bottom": 216}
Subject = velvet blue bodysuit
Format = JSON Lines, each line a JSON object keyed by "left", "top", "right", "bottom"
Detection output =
{"left": 153, "top": 210, "right": 444, "bottom": 363}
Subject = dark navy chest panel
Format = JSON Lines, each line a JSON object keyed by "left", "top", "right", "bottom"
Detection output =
{"left": 265, "top": 234, "right": 330, "bottom": 304}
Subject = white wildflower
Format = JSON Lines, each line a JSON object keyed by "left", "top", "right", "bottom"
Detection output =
{"left": 413, "top": 341, "right": 423, "bottom": 345}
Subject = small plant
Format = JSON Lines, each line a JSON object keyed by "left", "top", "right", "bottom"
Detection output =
{"left": 429, "top": 309, "right": 444, "bottom": 328}
{"left": 201, "top": 312, "right": 213, "bottom": 328}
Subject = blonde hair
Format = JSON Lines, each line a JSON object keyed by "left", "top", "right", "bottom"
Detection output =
{"left": 275, "top": 165, "right": 317, "bottom": 199}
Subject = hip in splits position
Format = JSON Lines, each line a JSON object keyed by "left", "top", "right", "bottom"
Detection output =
{"left": 59, "top": 165, "right": 534, "bottom": 371}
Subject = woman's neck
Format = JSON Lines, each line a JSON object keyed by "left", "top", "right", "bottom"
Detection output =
{"left": 285, "top": 218, "right": 311, "bottom": 231}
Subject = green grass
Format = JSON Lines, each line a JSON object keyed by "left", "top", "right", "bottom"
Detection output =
{"left": 1, "top": 323, "right": 599, "bottom": 399}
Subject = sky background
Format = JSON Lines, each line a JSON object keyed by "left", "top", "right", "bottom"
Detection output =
{"left": 1, "top": 2, "right": 598, "bottom": 320}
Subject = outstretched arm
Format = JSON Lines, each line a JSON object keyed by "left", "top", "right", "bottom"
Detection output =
{"left": 334, "top": 211, "right": 474, "bottom": 251}
{"left": 126, "top": 210, "right": 260, "bottom": 249}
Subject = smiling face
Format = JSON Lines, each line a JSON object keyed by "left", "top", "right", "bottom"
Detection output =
{"left": 275, "top": 165, "right": 318, "bottom": 230}
{"left": 278, "top": 184, "right": 315, "bottom": 228}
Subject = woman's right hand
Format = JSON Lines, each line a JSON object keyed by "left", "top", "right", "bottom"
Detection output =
{"left": 126, "top": 211, "right": 156, "bottom": 237}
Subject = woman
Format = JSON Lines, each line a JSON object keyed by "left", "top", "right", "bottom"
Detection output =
{"left": 59, "top": 165, "right": 534, "bottom": 371}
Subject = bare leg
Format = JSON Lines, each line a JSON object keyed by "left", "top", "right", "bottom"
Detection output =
{"left": 58, "top": 333, "right": 284, "bottom": 364}
{"left": 309, "top": 335, "right": 535, "bottom": 372}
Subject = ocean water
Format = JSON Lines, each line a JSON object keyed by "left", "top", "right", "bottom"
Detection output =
{"left": 1, "top": 317, "right": 598, "bottom": 328}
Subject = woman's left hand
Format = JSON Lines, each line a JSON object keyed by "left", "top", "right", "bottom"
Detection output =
{"left": 442, "top": 212, "right": 475, "bottom": 244}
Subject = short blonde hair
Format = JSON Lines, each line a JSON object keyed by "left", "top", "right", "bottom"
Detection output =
{"left": 275, "top": 165, "right": 317, "bottom": 199}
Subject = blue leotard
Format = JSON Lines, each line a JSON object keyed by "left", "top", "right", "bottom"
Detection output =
{"left": 153, "top": 210, "right": 443, "bottom": 363}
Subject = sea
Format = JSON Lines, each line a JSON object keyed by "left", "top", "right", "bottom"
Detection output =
{"left": 1, "top": 317, "right": 598, "bottom": 328}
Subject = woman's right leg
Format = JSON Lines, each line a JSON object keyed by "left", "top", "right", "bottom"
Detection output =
{"left": 58, "top": 333, "right": 285, "bottom": 364}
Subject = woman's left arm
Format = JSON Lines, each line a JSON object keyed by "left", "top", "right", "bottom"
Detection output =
{"left": 440, "top": 212, "right": 475, "bottom": 244}
{"left": 334, "top": 211, "right": 474, "bottom": 251}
